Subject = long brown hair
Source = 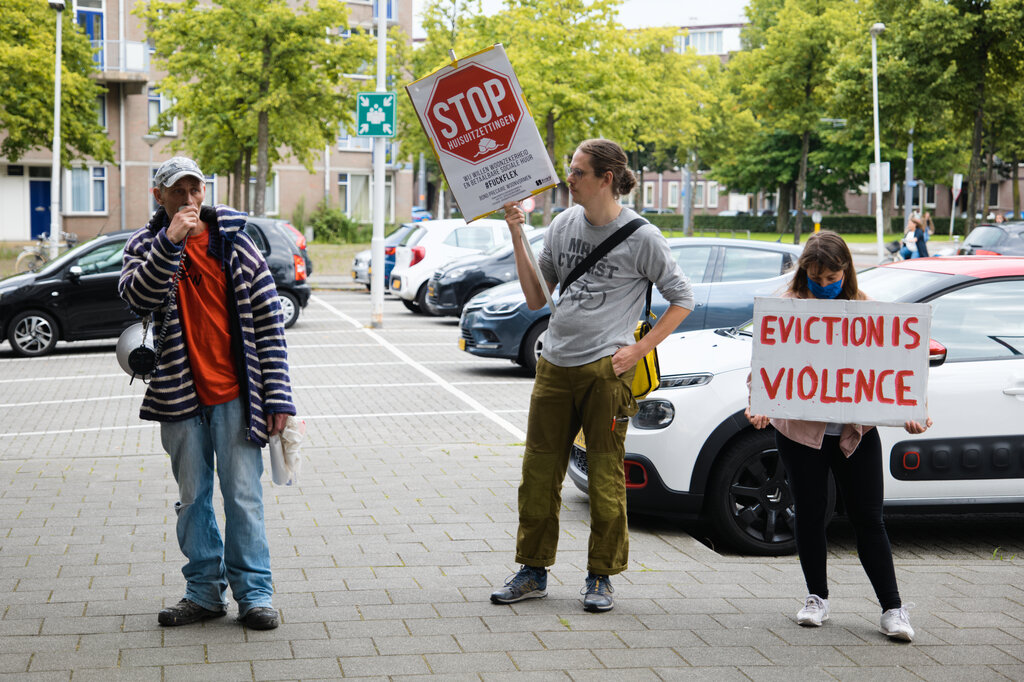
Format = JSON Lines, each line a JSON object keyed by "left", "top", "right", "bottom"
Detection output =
{"left": 786, "top": 230, "right": 865, "bottom": 300}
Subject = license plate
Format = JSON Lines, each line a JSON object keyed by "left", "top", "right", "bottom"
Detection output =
{"left": 458, "top": 338, "right": 466, "bottom": 351}
{"left": 351, "top": 270, "right": 356, "bottom": 279}
{"left": 573, "top": 430, "right": 586, "bottom": 449}
{"left": 428, "top": 285, "right": 435, "bottom": 297}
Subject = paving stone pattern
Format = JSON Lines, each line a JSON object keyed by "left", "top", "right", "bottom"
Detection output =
{"left": 1, "top": 288, "right": 1023, "bottom": 680}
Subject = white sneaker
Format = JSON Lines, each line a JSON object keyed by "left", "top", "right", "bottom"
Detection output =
{"left": 880, "top": 603, "right": 915, "bottom": 641}
{"left": 796, "top": 594, "right": 830, "bottom": 626}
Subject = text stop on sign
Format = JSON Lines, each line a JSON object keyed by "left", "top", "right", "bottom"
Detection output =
{"left": 426, "top": 64, "right": 523, "bottom": 165}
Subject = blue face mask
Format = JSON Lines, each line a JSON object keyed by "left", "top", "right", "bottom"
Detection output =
{"left": 807, "top": 275, "right": 843, "bottom": 299}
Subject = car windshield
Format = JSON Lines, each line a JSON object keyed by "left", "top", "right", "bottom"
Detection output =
{"left": 856, "top": 267, "right": 950, "bottom": 302}
{"left": 35, "top": 239, "right": 104, "bottom": 276}
{"left": 964, "top": 225, "right": 1005, "bottom": 249}
{"left": 401, "top": 227, "right": 425, "bottom": 247}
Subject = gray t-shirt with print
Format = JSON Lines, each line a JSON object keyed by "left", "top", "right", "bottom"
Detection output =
{"left": 538, "top": 205, "right": 695, "bottom": 367}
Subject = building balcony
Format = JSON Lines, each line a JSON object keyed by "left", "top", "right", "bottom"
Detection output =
{"left": 89, "top": 41, "right": 150, "bottom": 93}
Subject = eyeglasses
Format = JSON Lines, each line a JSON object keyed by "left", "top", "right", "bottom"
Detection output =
{"left": 566, "top": 166, "right": 589, "bottom": 179}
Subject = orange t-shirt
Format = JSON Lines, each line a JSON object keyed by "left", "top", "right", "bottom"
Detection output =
{"left": 176, "top": 227, "right": 240, "bottom": 406}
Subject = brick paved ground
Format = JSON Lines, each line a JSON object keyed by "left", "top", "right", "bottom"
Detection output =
{"left": 1, "top": 286, "right": 1022, "bottom": 680}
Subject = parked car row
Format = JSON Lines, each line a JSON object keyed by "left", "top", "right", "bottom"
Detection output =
{"left": 567, "top": 256, "right": 1024, "bottom": 555}
{"left": 0, "top": 217, "right": 312, "bottom": 357}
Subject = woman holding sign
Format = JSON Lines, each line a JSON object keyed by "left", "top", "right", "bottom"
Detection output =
{"left": 745, "top": 230, "right": 932, "bottom": 642}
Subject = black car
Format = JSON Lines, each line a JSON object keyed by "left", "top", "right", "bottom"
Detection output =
{"left": 243, "top": 217, "right": 312, "bottom": 328}
{"left": 426, "top": 230, "right": 545, "bottom": 316}
{"left": 957, "top": 221, "right": 1024, "bottom": 256}
{"left": 0, "top": 219, "right": 311, "bottom": 357}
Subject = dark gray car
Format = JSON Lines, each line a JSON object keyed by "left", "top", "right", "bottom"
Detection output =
{"left": 459, "top": 237, "right": 802, "bottom": 373}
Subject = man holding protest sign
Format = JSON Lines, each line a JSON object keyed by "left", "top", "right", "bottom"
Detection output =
{"left": 490, "top": 139, "right": 694, "bottom": 612}
{"left": 745, "top": 231, "right": 932, "bottom": 641}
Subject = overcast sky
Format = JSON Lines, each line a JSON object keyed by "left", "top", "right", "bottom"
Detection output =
{"left": 410, "top": 0, "right": 750, "bottom": 39}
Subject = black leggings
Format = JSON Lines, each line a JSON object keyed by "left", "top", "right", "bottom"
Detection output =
{"left": 776, "top": 429, "right": 901, "bottom": 612}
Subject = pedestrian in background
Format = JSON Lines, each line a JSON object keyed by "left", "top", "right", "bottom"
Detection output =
{"left": 120, "top": 157, "right": 295, "bottom": 630}
{"left": 490, "top": 139, "right": 694, "bottom": 612}
{"left": 745, "top": 230, "right": 932, "bottom": 641}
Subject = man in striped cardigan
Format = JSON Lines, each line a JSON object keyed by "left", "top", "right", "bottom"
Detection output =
{"left": 120, "top": 157, "right": 295, "bottom": 631}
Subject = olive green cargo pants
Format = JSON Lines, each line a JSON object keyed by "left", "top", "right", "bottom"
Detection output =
{"left": 514, "top": 355, "right": 638, "bottom": 576}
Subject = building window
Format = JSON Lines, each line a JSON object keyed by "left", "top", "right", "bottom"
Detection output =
{"left": 707, "top": 181, "right": 719, "bottom": 207}
{"left": 643, "top": 181, "right": 655, "bottom": 207}
{"left": 148, "top": 87, "right": 176, "bottom": 135}
{"left": 75, "top": 0, "right": 104, "bottom": 68}
{"left": 248, "top": 174, "right": 278, "bottom": 215}
{"left": 675, "top": 30, "right": 723, "bottom": 56}
{"left": 925, "top": 184, "right": 936, "bottom": 207}
{"left": 203, "top": 174, "right": 218, "bottom": 206}
{"left": 68, "top": 166, "right": 106, "bottom": 214}
{"left": 667, "top": 181, "right": 680, "bottom": 208}
{"left": 989, "top": 181, "right": 1000, "bottom": 207}
{"left": 95, "top": 94, "right": 106, "bottom": 129}
{"left": 694, "top": 182, "right": 705, "bottom": 208}
{"left": 337, "top": 173, "right": 350, "bottom": 214}
{"left": 338, "top": 130, "right": 372, "bottom": 151}
{"left": 373, "top": 0, "right": 394, "bottom": 20}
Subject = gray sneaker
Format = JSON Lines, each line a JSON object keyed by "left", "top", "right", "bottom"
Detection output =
{"left": 880, "top": 603, "right": 915, "bottom": 641}
{"left": 582, "top": 573, "right": 614, "bottom": 612}
{"left": 490, "top": 565, "right": 547, "bottom": 604}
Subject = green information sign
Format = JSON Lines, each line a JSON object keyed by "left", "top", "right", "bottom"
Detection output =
{"left": 356, "top": 91, "right": 396, "bottom": 137}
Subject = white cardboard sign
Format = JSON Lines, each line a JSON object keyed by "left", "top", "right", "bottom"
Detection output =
{"left": 405, "top": 44, "right": 558, "bottom": 222}
{"left": 750, "top": 297, "right": 931, "bottom": 426}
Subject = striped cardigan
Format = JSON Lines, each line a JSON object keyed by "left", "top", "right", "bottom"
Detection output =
{"left": 119, "top": 204, "right": 295, "bottom": 447}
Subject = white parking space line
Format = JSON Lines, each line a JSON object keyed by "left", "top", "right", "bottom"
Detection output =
{"left": 0, "top": 395, "right": 139, "bottom": 408}
{"left": 287, "top": 342, "right": 452, "bottom": 349}
{"left": 310, "top": 295, "right": 526, "bottom": 440}
{"left": 0, "top": 373, "right": 124, "bottom": 384}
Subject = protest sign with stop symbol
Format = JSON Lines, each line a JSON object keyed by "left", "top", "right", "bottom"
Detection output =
{"left": 407, "top": 44, "right": 557, "bottom": 222}
{"left": 426, "top": 65, "right": 523, "bottom": 164}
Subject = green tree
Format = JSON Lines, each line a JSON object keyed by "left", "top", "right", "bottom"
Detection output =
{"left": 725, "top": 0, "right": 859, "bottom": 243}
{"left": 872, "top": 0, "right": 1024, "bottom": 233}
{"left": 408, "top": 0, "right": 708, "bottom": 224}
{"left": 137, "top": 0, "right": 374, "bottom": 216}
{"left": 0, "top": 0, "right": 113, "bottom": 165}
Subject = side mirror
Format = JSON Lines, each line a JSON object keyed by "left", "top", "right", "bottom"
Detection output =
{"left": 68, "top": 265, "right": 83, "bottom": 280}
{"left": 928, "top": 338, "right": 947, "bottom": 367}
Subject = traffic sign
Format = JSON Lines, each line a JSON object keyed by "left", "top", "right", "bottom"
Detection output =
{"left": 424, "top": 64, "right": 523, "bottom": 165}
{"left": 357, "top": 92, "right": 396, "bottom": 137}
{"left": 406, "top": 44, "right": 558, "bottom": 222}
{"left": 521, "top": 196, "right": 536, "bottom": 212}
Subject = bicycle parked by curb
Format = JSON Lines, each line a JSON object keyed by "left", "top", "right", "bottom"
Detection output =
{"left": 15, "top": 232, "right": 79, "bottom": 273}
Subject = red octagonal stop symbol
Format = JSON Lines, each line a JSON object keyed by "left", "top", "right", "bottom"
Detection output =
{"left": 425, "top": 63, "right": 524, "bottom": 165}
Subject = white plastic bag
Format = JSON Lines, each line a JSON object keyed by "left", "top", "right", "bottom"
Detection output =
{"left": 268, "top": 416, "right": 305, "bottom": 486}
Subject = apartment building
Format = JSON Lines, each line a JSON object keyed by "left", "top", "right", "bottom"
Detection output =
{"left": 0, "top": 0, "right": 414, "bottom": 243}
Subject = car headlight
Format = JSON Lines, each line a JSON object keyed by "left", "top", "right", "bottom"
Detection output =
{"left": 482, "top": 300, "right": 522, "bottom": 315}
{"left": 443, "top": 267, "right": 467, "bottom": 281}
{"left": 632, "top": 400, "right": 674, "bottom": 429}
{"left": 657, "top": 373, "right": 713, "bottom": 389}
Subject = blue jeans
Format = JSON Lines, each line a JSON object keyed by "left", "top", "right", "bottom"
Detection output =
{"left": 160, "top": 397, "right": 273, "bottom": 615}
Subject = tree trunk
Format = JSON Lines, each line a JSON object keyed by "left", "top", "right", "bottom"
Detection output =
{"left": 232, "top": 154, "right": 243, "bottom": 209}
{"left": 254, "top": 42, "right": 272, "bottom": 217}
{"left": 964, "top": 76, "right": 986, "bottom": 235}
{"left": 777, "top": 183, "right": 792, "bottom": 234}
{"left": 792, "top": 130, "right": 810, "bottom": 245}
{"left": 1013, "top": 155, "right": 1020, "bottom": 219}
{"left": 542, "top": 110, "right": 556, "bottom": 225}
{"left": 243, "top": 148, "right": 252, "bottom": 214}
{"left": 882, "top": 187, "right": 894, "bottom": 233}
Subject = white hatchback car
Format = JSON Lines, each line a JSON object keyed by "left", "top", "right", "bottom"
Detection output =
{"left": 568, "top": 257, "right": 1024, "bottom": 555}
{"left": 389, "top": 219, "right": 511, "bottom": 313}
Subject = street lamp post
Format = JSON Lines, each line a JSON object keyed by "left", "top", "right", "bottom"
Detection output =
{"left": 870, "top": 22, "right": 886, "bottom": 263}
{"left": 48, "top": 1, "right": 66, "bottom": 261}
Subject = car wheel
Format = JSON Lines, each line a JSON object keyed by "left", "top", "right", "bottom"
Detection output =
{"left": 402, "top": 297, "right": 420, "bottom": 313}
{"left": 519, "top": 317, "right": 549, "bottom": 374}
{"left": 706, "top": 429, "right": 835, "bottom": 555}
{"left": 416, "top": 284, "right": 438, "bottom": 316}
{"left": 8, "top": 310, "right": 59, "bottom": 357}
{"left": 278, "top": 290, "right": 300, "bottom": 329}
